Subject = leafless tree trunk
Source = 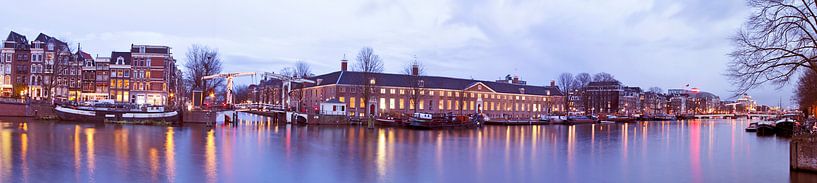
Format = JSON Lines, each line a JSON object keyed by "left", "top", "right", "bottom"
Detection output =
{"left": 403, "top": 59, "right": 426, "bottom": 114}
{"left": 294, "top": 60, "right": 312, "bottom": 78}
{"left": 42, "top": 42, "right": 72, "bottom": 103}
{"left": 728, "top": 0, "right": 817, "bottom": 94}
{"left": 184, "top": 44, "right": 223, "bottom": 97}
{"left": 795, "top": 69, "right": 817, "bottom": 117}
{"left": 558, "top": 73, "right": 576, "bottom": 114}
{"left": 354, "top": 47, "right": 384, "bottom": 127}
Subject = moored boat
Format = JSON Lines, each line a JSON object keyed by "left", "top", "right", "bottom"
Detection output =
{"left": 745, "top": 122, "right": 758, "bottom": 132}
{"left": 774, "top": 118, "right": 797, "bottom": 135}
{"left": 756, "top": 121, "right": 776, "bottom": 136}
{"left": 55, "top": 105, "right": 180, "bottom": 123}
{"left": 567, "top": 116, "right": 597, "bottom": 124}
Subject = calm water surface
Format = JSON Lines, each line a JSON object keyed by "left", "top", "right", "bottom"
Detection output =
{"left": 0, "top": 113, "right": 815, "bottom": 183}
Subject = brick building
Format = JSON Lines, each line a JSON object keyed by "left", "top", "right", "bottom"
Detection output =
{"left": 584, "top": 81, "right": 642, "bottom": 116}
{"left": 109, "top": 51, "right": 132, "bottom": 103}
{"left": 1, "top": 31, "right": 178, "bottom": 106}
{"left": 296, "top": 60, "right": 564, "bottom": 119}
{"left": 129, "top": 45, "right": 176, "bottom": 105}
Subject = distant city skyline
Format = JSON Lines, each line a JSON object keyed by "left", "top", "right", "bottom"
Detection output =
{"left": 0, "top": 0, "right": 791, "bottom": 106}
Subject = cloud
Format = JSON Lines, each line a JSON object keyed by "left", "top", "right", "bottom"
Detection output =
{"left": 0, "top": 0, "right": 791, "bottom": 106}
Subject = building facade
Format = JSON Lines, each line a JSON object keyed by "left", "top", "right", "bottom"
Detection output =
{"left": 2, "top": 31, "right": 178, "bottom": 106}
{"left": 129, "top": 45, "right": 176, "bottom": 105}
{"left": 584, "top": 81, "right": 642, "bottom": 116}
{"left": 296, "top": 61, "right": 565, "bottom": 119}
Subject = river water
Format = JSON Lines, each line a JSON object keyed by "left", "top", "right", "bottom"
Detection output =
{"left": 0, "top": 113, "right": 815, "bottom": 183}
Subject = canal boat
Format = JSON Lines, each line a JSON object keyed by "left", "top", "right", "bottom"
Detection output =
{"left": 774, "top": 118, "right": 797, "bottom": 135}
{"left": 408, "top": 113, "right": 480, "bottom": 129}
{"left": 756, "top": 121, "right": 776, "bottom": 136}
{"left": 567, "top": 116, "right": 597, "bottom": 124}
{"left": 375, "top": 117, "right": 407, "bottom": 126}
{"left": 55, "top": 105, "right": 180, "bottom": 123}
{"left": 605, "top": 115, "right": 635, "bottom": 123}
{"left": 540, "top": 115, "right": 566, "bottom": 124}
{"left": 745, "top": 122, "right": 758, "bottom": 132}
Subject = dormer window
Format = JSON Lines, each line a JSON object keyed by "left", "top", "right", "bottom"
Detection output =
{"left": 47, "top": 43, "right": 54, "bottom": 50}
{"left": 519, "top": 88, "right": 525, "bottom": 94}
{"left": 140, "top": 46, "right": 146, "bottom": 53}
{"left": 418, "top": 80, "right": 425, "bottom": 87}
{"left": 116, "top": 57, "right": 125, "bottom": 65}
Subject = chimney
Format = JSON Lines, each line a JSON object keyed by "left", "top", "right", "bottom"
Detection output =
{"left": 550, "top": 80, "right": 555, "bottom": 87}
{"left": 340, "top": 59, "right": 348, "bottom": 71}
{"left": 411, "top": 64, "right": 419, "bottom": 76}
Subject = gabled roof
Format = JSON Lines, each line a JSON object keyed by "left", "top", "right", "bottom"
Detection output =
{"left": 5, "top": 31, "right": 27, "bottom": 43}
{"left": 110, "top": 51, "right": 131, "bottom": 65}
{"left": 75, "top": 50, "right": 93, "bottom": 61}
{"left": 307, "top": 71, "right": 563, "bottom": 96}
{"left": 33, "top": 33, "right": 68, "bottom": 50}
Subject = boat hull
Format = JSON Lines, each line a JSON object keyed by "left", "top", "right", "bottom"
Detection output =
{"left": 55, "top": 106, "right": 179, "bottom": 123}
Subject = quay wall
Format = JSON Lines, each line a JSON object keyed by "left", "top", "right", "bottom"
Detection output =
{"left": 0, "top": 103, "right": 54, "bottom": 117}
{"left": 183, "top": 110, "right": 218, "bottom": 124}
{"left": 791, "top": 134, "right": 817, "bottom": 172}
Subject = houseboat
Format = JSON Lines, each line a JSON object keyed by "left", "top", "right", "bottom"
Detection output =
{"left": 55, "top": 104, "right": 179, "bottom": 123}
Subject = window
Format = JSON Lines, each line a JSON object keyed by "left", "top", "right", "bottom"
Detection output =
{"left": 380, "top": 88, "right": 386, "bottom": 94}
{"left": 146, "top": 58, "right": 151, "bottom": 66}
{"left": 379, "top": 98, "right": 386, "bottom": 110}
{"left": 409, "top": 99, "right": 415, "bottom": 110}
{"left": 399, "top": 99, "right": 405, "bottom": 109}
{"left": 359, "top": 97, "right": 365, "bottom": 108}
{"left": 419, "top": 100, "right": 424, "bottom": 110}
{"left": 389, "top": 98, "right": 395, "bottom": 109}
{"left": 116, "top": 57, "right": 125, "bottom": 65}
{"left": 339, "top": 97, "right": 345, "bottom": 102}
{"left": 390, "top": 89, "right": 395, "bottom": 94}
{"left": 349, "top": 97, "right": 356, "bottom": 108}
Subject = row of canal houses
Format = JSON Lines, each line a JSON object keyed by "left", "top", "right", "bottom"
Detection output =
{"left": 0, "top": 31, "right": 181, "bottom": 107}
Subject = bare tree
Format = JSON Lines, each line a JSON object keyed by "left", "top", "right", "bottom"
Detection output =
{"left": 728, "top": 0, "right": 817, "bottom": 94}
{"left": 648, "top": 87, "right": 663, "bottom": 94}
{"left": 293, "top": 60, "right": 313, "bottom": 78}
{"left": 575, "top": 73, "right": 592, "bottom": 88}
{"left": 403, "top": 58, "right": 426, "bottom": 114}
{"left": 233, "top": 84, "right": 250, "bottom": 104}
{"left": 354, "top": 47, "right": 384, "bottom": 127}
{"left": 42, "top": 40, "right": 72, "bottom": 102}
{"left": 592, "top": 72, "right": 618, "bottom": 83}
{"left": 558, "top": 73, "right": 576, "bottom": 113}
{"left": 184, "top": 44, "right": 223, "bottom": 96}
{"left": 795, "top": 70, "right": 817, "bottom": 117}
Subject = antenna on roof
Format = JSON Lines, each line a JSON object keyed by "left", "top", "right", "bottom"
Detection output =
{"left": 343, "top": 54, "right": 346, "bottom": 60}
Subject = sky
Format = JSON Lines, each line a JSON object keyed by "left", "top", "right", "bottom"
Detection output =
{"left": 0, "top": 0, "right": 795, "bottom": 106}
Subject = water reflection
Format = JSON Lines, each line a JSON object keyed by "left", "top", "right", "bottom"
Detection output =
{"left": 0, "top": 116, "right": 809, "bottom": 182}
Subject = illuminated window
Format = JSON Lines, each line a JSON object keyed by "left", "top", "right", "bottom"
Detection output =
{"left": 349, "top": 97, "right": 355, "bottom": 108}
{"left": 419, "top": 100, "right": 425, "bottom": 110}
{"left": 409, "top": 99, "right": 415, "bottom": 110}
{"left": 455, "top": 100, "right": 459, "bottom": 110}
{"left": 381, "top": 88, "right": 386, "bottom": 94}
{"left": 360, "top": 97, "right": 365, "bottom": 108}
{"left": 470, "top": 101, "right": 474, "bottom": 111}
{"left": 446, "top": 100, "right": 451, "bottom": 110}
{"left": 399, "top": 89, "right": 404, "bottom": 95}
{"left": 380, "top": 98, "right": 386, "bottom": 109}
{"left": 339, "top": 97, "right": 345, "bottom": 102}
{"left": 389, "top": 98, "right": 395, "bottom": 109}
{"left": 399, "top": 99, "right": 405, "bottom": 109}
{"left": 390, "top": 89, "right": 395, "bottom": 94}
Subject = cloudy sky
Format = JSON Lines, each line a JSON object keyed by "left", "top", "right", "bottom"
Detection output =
{"left": 0, "top": 0, "right": 794, "bottom": 106}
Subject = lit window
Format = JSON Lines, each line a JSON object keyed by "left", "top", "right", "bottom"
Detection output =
{"left": 389, "top": 98, "right": 395, "bottom": 109}
{"left": 349, "top": 97, "right": 356, "bottom": 108}
{"left": 399, "top": 99, "right": 405, "bottom": 109}
{"left": 380, "top": 98, "right": 386, "bottom": 110}
{"left": 339, "top": 97, "right": 345, "bottom": 102}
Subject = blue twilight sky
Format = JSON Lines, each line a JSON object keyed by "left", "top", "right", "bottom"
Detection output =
{"left": 0, "top": 0, "right": 794, "bottom": 106}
